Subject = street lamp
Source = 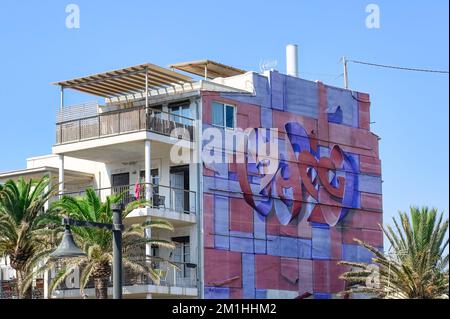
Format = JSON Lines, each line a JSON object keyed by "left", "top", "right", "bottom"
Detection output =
{"left": 50, "top": 224, "right": 85, "bottom": 258}
{"left": 51, "top": 203, "right": 124, "bottom": 299}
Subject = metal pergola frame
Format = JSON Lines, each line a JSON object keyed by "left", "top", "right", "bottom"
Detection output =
{"left": 54, "top": 63, "right": 194, "bottom": 110}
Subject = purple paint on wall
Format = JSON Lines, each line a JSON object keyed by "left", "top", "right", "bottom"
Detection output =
{"left": 312, "top": 227, "right": 331, "bottom": 259}
{"left": 242, "top": 253, "right": 256, "bottom": 299}
{"left": 205, "top": 287, "right": 230, "bottom": 299}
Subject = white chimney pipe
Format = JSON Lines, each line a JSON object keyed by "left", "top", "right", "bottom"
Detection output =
{"left": 286, "top": 44, "right": 299, "bottom": 77}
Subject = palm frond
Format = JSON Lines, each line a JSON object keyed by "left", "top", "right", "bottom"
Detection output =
{"left": 340, "top": 207, "right": 449, "bottom": 299}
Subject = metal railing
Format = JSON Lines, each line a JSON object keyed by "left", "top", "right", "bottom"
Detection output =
{"left": 56, "top": 106, "right": 194, "bottom": 144}
{"left": 0, "top": 262, "right": 197, "bottom": 299}
{"left": 0, "top": 280, "right": 44, "bottom": 299}
{"left": 123, "top": 260, "right": 197, "bottom": 289}
{"left": 62, "top": 183, "right": 197, "bottom": 215}
{"left": 54, "top": 261, "right": 197, "bottom": 292}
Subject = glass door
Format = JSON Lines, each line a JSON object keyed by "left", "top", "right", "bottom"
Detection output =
{"left": 170, "top": 171, "right": 184, "bottom": 212}
{"left": 170, "top": 165, "right": 189, "bottom": 213}
{"left": 172, "top": 237, "right": 190, "bottom": 286}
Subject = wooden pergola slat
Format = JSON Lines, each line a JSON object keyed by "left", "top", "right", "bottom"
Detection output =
{"left": 53, "top": 63, "right": 193, "bottom": 98}
{"left": 170, "top": 60, "right": 246, "bottom": 79}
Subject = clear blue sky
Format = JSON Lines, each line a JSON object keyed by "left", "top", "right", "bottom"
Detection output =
{"left": 0, "top": 0, "right": 448, "bottom": 225}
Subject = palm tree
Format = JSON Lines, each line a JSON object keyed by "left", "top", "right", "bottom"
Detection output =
{"left": 340, "top": 207, "right": 449, "bottom": 299}
{"left": 0, "top": 176, "right": 60, "bottom": 298}
{"left": 35, "top": 188, "right": 175, "bottom": 299}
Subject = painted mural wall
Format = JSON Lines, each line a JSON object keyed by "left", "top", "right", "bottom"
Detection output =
{"left": 201, "top": 71, "right": 383, "bottom": 299}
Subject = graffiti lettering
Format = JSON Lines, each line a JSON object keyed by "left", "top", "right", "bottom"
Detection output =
{"left": 223, "top": 122, "right": 359, "bottom": 226}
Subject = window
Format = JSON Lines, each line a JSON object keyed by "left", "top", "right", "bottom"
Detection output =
{"left": 226, "top": 105, "right": 235, "bottom": 128}
{"left": 149, "top": 104, "right": 163, "bottom": 118}
{"left": 169, "top": 101, "right": 192, "bottom": 125}
{"left": 212, "top": 102, "right": 235, "bottom": 129}
{"left": 212, "top": 102, "right": 224, "bottom": 127}
{"left": 112, "top": 173, "right": 129, "bottom": 187}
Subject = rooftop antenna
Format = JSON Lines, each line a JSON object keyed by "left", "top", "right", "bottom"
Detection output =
{"left": 259, "top": 59, "right": 278, "bottom": 73}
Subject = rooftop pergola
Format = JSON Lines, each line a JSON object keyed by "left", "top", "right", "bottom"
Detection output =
{"left": 170, "top": 60, "right": 246, "bottom": 79}
{"left": 53, "top": 63, "right": 194, "bottom": 106}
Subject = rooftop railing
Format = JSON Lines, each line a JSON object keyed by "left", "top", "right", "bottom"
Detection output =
{"left": 56, "top": 106, "right": 194, "bottom": 145}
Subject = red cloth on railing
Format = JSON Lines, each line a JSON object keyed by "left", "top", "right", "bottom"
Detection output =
{"left": 134, "top": 180, "right": 141, "bottom": 200}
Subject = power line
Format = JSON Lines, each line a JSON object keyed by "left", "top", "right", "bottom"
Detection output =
{"left": 348, "top": 59, "right": 449, "bottom": 74}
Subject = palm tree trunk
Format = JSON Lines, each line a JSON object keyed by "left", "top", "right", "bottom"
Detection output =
{"left": 94, "top": 277, "right": 109, "bottom": 299}
{"left": 16, "top": 271, "right": 32, "bottom": 299}
{"left": 22, "top": 286, "right": 32, "bottom": 299}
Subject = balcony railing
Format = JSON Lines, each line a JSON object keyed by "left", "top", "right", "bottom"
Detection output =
{"left": 62, "top": 183, "right": 197, "bottom": 215}
{"left": 122, "top": 260, "right": 198, "bottom": 289}
{"left": 0, "top": 279, "right": 44, "bottom": 299}
{"left": 54, "top": 261, "right": 197, "bottom": 292}
{"left": 56, "top": 106, "right": 194, "bottom": 145}
{"left": 1, "top": 262, "right": 198, "bottom": 299}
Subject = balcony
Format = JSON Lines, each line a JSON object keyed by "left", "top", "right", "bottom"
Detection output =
{"left": 51, "top": 260, "right": 198, "bottom": 299}
{"left": 56, "top": 106, "right": 194, "bottom": 145}
{"left": 0, "top": 279, "right": 44, "bottom": 300}
{"left": 0, "top": 261, "right": 197, "bottom": 299}
{"left": 53, "top": 63, "right": 196, "bottom": 148}
{"left": 62, "top": 183, "right": 197, "bottom": 225}
{"left": 1, "top": 265, "right": 44, "bottom": 299}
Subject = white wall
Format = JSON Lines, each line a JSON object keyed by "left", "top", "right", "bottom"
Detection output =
{"left": 97, "top": 149, "right": 198, "bottom": 203}
{"left": 27, "top": 154, "right": 100, "bottom": 175}
{"left": 211, "top": 71, "right": 256, "bottom": 93}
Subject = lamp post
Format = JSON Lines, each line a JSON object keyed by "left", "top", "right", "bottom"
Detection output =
{"left": 51, "top": 203, "right": 124, "bottom": 299}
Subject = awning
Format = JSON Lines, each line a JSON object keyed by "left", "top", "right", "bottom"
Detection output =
{"left": 0, "top": 167, "right": 94, "bottom": 182}
{"left": 169, "top": 60, "right": 246, "bottom": 79}
{"left": 53, "top": 63, "right": 193, "bottom": 98}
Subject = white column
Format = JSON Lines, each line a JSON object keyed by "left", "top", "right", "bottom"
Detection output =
{"left": 43, "top": 270, "right": 50, "bottom": 299}
{"left": 144, "top": 140, "right": 152, "bottom": 262}
{"left": 58, "top": 155, "right": 64, "bottom": 196}
{"left": 343, "top": 56, "right": 349, "bottom": 89}
{"left": 145, "top": 140, "right": 152, "bottom": 201}
{"left": 60, "top": 87, "right": 64, "bottom": 110}
{"left": 44, "top": 171, "right": 51, "bottom": 212}
{"left": 0, "top": 266, "right": 3, "bottom": 298}
{"left": 145, "top": 69, "right": 149, "bottom": 111}
{"left": 145, "top": 226, "right": 152, "bottom": 266}
{"left": 44, "top": 184, "right": 50, "bottom": 211}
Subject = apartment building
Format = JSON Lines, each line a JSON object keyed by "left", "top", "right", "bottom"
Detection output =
{"left": 0, "top": 46, "right": 383, "bottom": 299}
